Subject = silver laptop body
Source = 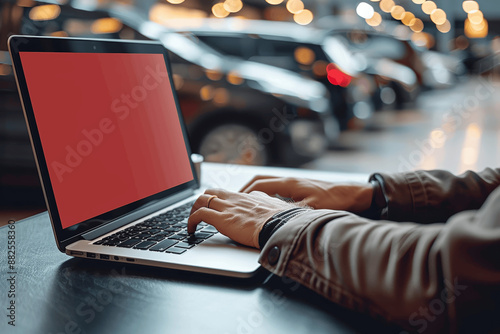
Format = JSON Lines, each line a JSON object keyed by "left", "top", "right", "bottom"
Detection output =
{"left": 9, "top": 35, "right": 260, "bottom": 278}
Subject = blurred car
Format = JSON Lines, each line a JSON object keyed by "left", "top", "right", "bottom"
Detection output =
{"left": 167, "top": 18, "right": 378, "bottom": 130}
{"left": 328, "top": 28, "right": 465, "bottom": 96}
{"left": 419, "top": 50, "right": 466, "bottom": 88}
{"left": 108, "top": 9, "right": 340, "bottom": 166}
{"left": 327, "top": 29, "right": 423, "bottom": 108}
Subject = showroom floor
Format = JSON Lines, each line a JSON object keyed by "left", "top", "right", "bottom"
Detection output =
{"left": 304, "top": 76, "right": 500, "bottom": 176}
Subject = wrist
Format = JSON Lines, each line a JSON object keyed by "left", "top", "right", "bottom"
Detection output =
{"left": 354, "top": 183, "right": 375, "bottom": 212}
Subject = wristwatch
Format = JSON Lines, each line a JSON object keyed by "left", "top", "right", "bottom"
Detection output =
{"left": 366, "top": 174, "right": 388, "bottom": 220}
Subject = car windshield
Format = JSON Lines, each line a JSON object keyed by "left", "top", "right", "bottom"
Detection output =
{"left": 335, "top": 32, "right": 407, "bottom": 60}
{"left": 322, "top": 36, "right": 364, "bottom": 75}
{"left": 196, "top": 34, "right": 325, "bottom": 72}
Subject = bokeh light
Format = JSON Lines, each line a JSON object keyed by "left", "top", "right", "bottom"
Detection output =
{"left": 462, "top": 1, "right": 479, "bottom": 13}
{"left": 294, "top": 9, "right": 313, "bottom": 25}
{"left": 286, "top": 0, "right": 304, "bottom": 14}
{"left": 200, "top": 85, "right": 215, "bottom": 101}
{"left": 465, "top": 18, "right": 488, "bottom": 38}
{"left": 401, "top": 12, "right": 415, "bottom": 26}
{"left": 468, "top": 10, "right": 484, "bottom": 25}
{"left": 172, "top": 74, "right": 184, "bottom": 90}
{"left": 391, "top": 5, "right": 405, "bottom": 20}
{"left": 51, "top": 31, "right": 69, "bottom": 37}
{"left": 379, "top": 0, "right": 395, "bottom": 13}
{"left": 29, "top": 4, "right": 61, "bottom": 21}
{"left": 205, "top": 69, "right": 224, "bottom": 81}
{"left": 312, "top": 60, "right": 328, "bottom": 77}
{"left": 356, "top": 2, "right": 375, "bottom": 20}
{"left": 167, "top": 0, "right": 185, "bottom": 4}
{"left": 421, "top": 1, "right": 436, "bottom": 15}
{"left": 410, "top": 18, "right": 424, "bottom": 33}
{"left": 266, "top": 0, "right": 284, "bottom": 4}
{"left": 437, "top": 20, "right": 451, "bottom": 33}
{"left": 227, "top": 71, "right": 244, "bottom": 85}
{"left": 430, "top": 8, "right": 447, "bottom": 25}
{"left": 224, "top": 0, "right": 243, "bottom": 13}
{"left": 212, "top": 3, "right": 229, "bottom": 18}
{"left": 294, "top": 47, "right": 316, "bottom": 65}
{"left": 411, "top": 32, "right": 435, "bottom": 49}
{"left": 91, "top": 18, "right": 123, "bottom": 34}
{"left": 365, "top": 12, "right": 382, "bottom": 26}
{"left": 213, "top": 88, "right": 230, "bottom": 105}
{"left": 327, "top": 63, "right": 352, "bottom": 87}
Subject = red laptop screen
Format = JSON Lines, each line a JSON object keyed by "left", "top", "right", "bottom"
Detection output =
{"left": 20, "top": 52, "right": 193, "bottom": 229}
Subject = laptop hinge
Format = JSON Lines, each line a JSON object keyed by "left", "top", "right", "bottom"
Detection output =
{"left": 81, "top": 188, "right": 195, "bottom": 240}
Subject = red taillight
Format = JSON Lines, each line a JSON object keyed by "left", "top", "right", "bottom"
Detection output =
{"left": 326, "top": 63, "right": 352, "bottom": 87}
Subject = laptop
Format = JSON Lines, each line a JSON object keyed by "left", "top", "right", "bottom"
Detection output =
{"left": 8, "top": 35, "right": 260, "bottom": 278}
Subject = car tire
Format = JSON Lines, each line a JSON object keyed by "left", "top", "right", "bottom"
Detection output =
{"left": 196, "top": 123, "right": 269, "bottom": 166}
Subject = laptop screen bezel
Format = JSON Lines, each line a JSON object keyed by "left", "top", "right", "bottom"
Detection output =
{"left": 9, "top": 35, "right": 199, "bottom": 251}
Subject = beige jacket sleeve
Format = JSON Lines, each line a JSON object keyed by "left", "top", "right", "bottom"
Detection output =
{"left": 259, "top": 168, "right": 500, "bottom": 333}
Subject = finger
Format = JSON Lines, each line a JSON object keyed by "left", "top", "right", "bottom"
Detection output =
{"left": 242, "top": 179, "right": 293, "bottom": 198}
{"left": 203, "top": 188, "right": 235, "bottom": 200}
{"left": 206, "top": 197, "right": 224, "bottom": 211}
{"left": 239, "top": 175, "right": 276, "bottom": 193}
{"left": 187, "top": 207, "right": 221, "bottom": 234}
{"left": 190, "top": 194, "right": 216, "bottom": 215}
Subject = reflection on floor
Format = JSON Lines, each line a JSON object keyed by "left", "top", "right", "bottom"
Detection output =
{"left": 303, "top": 77, "right": 500, "bottom": 176}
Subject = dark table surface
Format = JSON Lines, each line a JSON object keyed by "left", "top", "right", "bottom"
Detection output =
{"left": 0, "top": 164, "right": 401, "bottom": 334}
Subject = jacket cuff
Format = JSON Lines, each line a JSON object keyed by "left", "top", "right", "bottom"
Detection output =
{"left": 258, "top": 209, "right": 337, "bottom": 276}
{"left": 258, "top": 208, "right": 310, "bottom": 249}
{"left": 369, "top": 172, "right": 426, "bottom": 222}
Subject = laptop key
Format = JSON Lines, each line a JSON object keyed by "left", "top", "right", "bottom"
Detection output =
{"left": 149, "top": 239, "right": 178, "bottom": 252}
{"left": 116, "top": 234, "right": 130, "bottom": 241}
{"left": 201, "top": 225, "right": 218, "bottom": 233}
{"left": 103, "top": 238, "right": 121, "bottom": 246}
{"left": 185, "top": 236, "right": 204, "bottom": 245}
{"left": 175, "top": 242, "right": 195, "bottom": 249}
{"left": 165, "top": 247, "right": 186, "bottom": 255}
{"left": 147, "top": 234, "right": 168, "bottom": 242}
{"left": 134, "top": 241, "right": 156, "bottom": 250}
{"left": 193, "top": 232, "right": 213, "bottom": 239}
{"left": 117, "top": 238, "right": 142, "bottom": 248}
{"left": 168, "top": 234, "right": 186, "bottom": 241}
{"left": 137, "top": 232, "right": 153, "bottom": 239}
{"left": 164, "top": 227, "right": 182, "bottom": 232}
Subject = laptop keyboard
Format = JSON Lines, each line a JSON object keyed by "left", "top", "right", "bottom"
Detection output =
{"left": 92, "top": 201, "right": 218, "bottom": 255}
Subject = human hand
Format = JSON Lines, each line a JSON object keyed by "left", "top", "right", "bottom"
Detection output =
{"left": 240, "top": 176, "right": 373, "bottom": 213}
{"left": 187, "top": 189, "right": 297, "bottom": 248}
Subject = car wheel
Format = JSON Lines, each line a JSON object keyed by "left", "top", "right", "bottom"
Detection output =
{"left": 198, "top": 123, "right": 268, "bottom": 166}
